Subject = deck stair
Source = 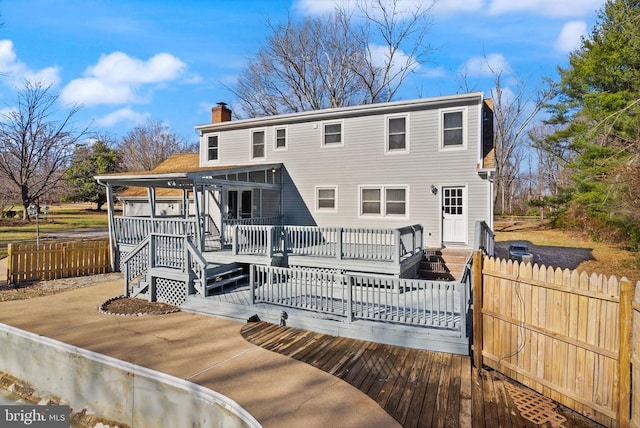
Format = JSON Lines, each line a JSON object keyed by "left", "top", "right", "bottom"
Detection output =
{"left": 130, "top": 275, "right": 149, "bottom": 298}
{"left": 419, "top": 248, "right": 472, "bottom": 281}
{"left": 204, "top": 262, "right": 248, "bottom": 295}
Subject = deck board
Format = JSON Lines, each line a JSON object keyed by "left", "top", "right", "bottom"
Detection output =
{"left": 241, "top": 322, "right": 603, "bottom": 428}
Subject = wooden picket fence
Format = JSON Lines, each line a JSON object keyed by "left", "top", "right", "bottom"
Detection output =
{"left": 6, "top": 240, "right": 111, "bottom": 284}
{"left": 472, "top": 252, "right": 637, "bottom": 427}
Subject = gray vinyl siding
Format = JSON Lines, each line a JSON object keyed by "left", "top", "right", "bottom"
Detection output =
{"left": 199, "top": 94, "right": 491, "bottom": 247}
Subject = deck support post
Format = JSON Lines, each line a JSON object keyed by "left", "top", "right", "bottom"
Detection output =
{"left": 105, "top": 183, "right": 117, "bottom": 272}
{"left": 393, "top": 229, "right": 401, "bottom": 265}
{"left": 618, "top": 278, "right": 632, "bottom": 426}
{"left": 250, "top": 266, "right": 255, "bottom": 305}
{"left": 472, "top": 250, "right": 483, "bottom": 368}
{"left": 346, "top": 274, "right": 353, "bottom": 323}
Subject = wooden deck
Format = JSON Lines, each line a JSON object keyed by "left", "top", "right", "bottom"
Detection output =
{"left": 241, "top": 322, "right": 604, "bottom": 427}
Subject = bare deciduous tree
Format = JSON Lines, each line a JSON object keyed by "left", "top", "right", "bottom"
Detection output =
{"left": 490, "top": 71, "right": 554, "bottom": 214}
{"left": 119, "top": 120, "right": 191, "bottom": 172}
{"left": 0, "top": 80, "right": 90, "bottom": 219}
{"left": 232, "top": 0, "right": 436, "bottom": 117}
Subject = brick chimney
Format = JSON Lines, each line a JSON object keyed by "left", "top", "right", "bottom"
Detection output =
{"left": 212, "top": 102, "right": 232, "bottom": 123}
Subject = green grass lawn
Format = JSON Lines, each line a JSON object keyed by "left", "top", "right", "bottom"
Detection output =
{"left": 0, "top": 203, "right": 111, "bottom": 259}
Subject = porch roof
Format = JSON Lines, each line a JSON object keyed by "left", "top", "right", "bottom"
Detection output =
{"left": 95, "top": 153, "right": 282, "bottom": 189}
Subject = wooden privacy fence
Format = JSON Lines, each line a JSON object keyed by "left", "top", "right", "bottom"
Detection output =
{"left": 7, "top": 240, "right": 111, "bottom": 284}
{"left": 472, "top": 251, "right": 637, "bottom": 428}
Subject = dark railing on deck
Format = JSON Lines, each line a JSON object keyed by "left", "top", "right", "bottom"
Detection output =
{"left": 474, "top": 220, "right": 495, "bottom": 256}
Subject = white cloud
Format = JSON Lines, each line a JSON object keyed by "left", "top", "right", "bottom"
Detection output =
{"left": 61, "top": 51, "right": 187, "bottom": 106}
{"left": 0, "top": 40, "right": 61, "bottom": 88}
{"left": 420, "top": 66, "right": 448, "bottom": 78}
{"left": 462, "top": 53, "right": 511, "bottom": 78}
{"left": 95, "top": 107, "right": 150, "bottom": 127}
{"left": 555, "top": 21, "right": 587, "bottom": 53}
{"left": 488, "top": 0, "right": 606, "bottom": 17}
{"left": 432, "top": 0, "right": 483, "bottom": 15}
{"left": 368, "top": 43, "right": 418, "bottom": 76}
{"left": 293, "top": 0, "right": 450, "bottom": 17}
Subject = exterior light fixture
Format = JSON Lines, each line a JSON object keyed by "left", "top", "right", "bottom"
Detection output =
{"left": 431, "top": 185, "right": 438, "bottom": 195}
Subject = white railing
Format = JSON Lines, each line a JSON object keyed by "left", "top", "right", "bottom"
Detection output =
{"left": 122, "top": 232, "right": 208, "bottom": 297}
{"left": 122, "top": 236, "right": 150, "bottom": 297}
{"left": 222, "top": 216, "right": 280, "bottom": 246}
{"left": 114, "top": 217, "right": 198, "bottom": 246}
{"left": 474, "top": 220, "right": 495, "bottom": 256}
{"left": 250, "top": 265, "right": 466, "bottom": 331}
{"left": 235, "top": 224, "right": 423, "bottom": 263}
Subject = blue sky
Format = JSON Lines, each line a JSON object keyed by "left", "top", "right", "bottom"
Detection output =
{"left": 0, "top": 0, "right": 606, "bottom": 145}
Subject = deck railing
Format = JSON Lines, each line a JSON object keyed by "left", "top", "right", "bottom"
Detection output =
{"left": 222, "top": 216, "right": 280, "bottom": 246}
{"left": 113, "top": 216, "right": 198, "bottom": 246}
{"left": 250, "top": 265, "right": 466, "bottom": 331}
{"left": 122, "top": 232, "right": 208, "bottom": 297}
{"left": 474, "top": 220, "right": 495, "bottom": 256}
{"left": 235, "top": 224, "right": 423, "bottom": 262}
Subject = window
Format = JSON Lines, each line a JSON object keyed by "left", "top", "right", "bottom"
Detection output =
{"left": 274, "top": 127, "right": 287, "bottom": 150}
{"left": 316, "top": 186, "right": 337, "bottom": 211}
{"left": 444, "top": 187, "right": 463, "bottom": 215}
{"left": 252, "top": 129, "right": 265, "bottom": 159}
{"left": 385, "top": 188, "right": 406, "bottom": 215}
{"left": 323, "top": 121, "right": 342, "bottom": 146}
{"left": 207, "top": 135, "right": 219, "bottom": 161}
{"left": 442, "top": 110, "right": 464, "bottom": 147}
{"left": 361, "top": 188, "right": 381, "bottom": 215}
{"left": 387, "top": 116, "right": 407, "bottom": 152}
{"left": 360, "top": 186, "right": 407, "bottom": 217}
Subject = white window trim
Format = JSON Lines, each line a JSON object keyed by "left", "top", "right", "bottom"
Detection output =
{"left": 273, "top": 125, "right": 288, "bottom": 151}
{"left": 439, "top": 107, "right": 467, "bottom": 151}
{"left": 358, "top": 185, "right": 409, "bottom": 218}
{"left": 315, "top": 185, "right": 338, "bottom": 213}
{"left": 251, "top": 128, "right": 267, "bottom": 160}
{"left": 204, "top": 133, "right": 220, "bottom": 164}
{"left": 385, "top": 113, "right": 409, "bottom": 154}
{"left": 321, "top": 120, "right": 344, "bottom": 147}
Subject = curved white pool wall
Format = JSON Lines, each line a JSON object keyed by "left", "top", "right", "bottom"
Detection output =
{"left": 0, "top": 323, "right": 261, "bottom": 428}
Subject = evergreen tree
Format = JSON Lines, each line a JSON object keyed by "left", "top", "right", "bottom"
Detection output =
{"left": 546, "top": 0, "right": 640, "bottom": 246}
{"left": 64, "top": 139, "right": 121, "bottom": 210}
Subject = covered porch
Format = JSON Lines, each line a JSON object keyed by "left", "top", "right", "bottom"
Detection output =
{"left": 95, "top": 159, "right": 284, "bottom": 270}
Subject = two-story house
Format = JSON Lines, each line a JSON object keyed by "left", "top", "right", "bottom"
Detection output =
{"left": 97, "top": 92, "right": 494, "bottom": 306}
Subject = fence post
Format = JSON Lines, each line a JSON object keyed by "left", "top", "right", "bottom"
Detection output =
{"left": 618, "top": 278, "right": 632, "bottom": 426}
{"left": 7, "top": 243, "right": 13, "bottom": 285}
{"left": 472, "top": 250, "right": 483, "bottom": 368}
{"left": 232, "top": 226, "right": 238, "bottom": 255}
{"left": 394, "top": 229, "right": 401, "bottom": 264}
{"left": 337, "top": 227, "right": 343, "bottom": 261}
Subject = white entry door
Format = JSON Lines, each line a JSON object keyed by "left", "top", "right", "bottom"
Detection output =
{"left": 442, "top": 186, "right": 466, "bottom": 243}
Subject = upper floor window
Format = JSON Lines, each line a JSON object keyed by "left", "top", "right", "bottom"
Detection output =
{"left": 252, "top": 129, "right": 265, "bottom": 159}
{"left": 274, "top": 126, "right": 287, "bottom": 150}
{"left": 442, "top": 110, "right": 464, "bottom": 148}
{"left": 207, "top": 135, "right": 219, "bottom": 161}
{"left": 386, "top": 115, "right": 408, "bottom": 152}
{"left": 322, "top": 121, "right": 343, "bottom": 146}
{"left": 316, "top": 186, "right": 337, "bottom": 212}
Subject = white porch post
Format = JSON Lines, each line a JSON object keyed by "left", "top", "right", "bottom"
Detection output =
{"left": 200, "top": 184, "right": 206, "bottom": 250}
{"left": 193, "top": 183, "right": 202, "bottom": 251}
{"left": 147, "top": 187, "right": 156, "bottom": 219}
{"left": 105, "top": 183, "right": 117, "bottom": 272}
{"left": 182, "top": 188, "right": 188, "bottom": 219}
